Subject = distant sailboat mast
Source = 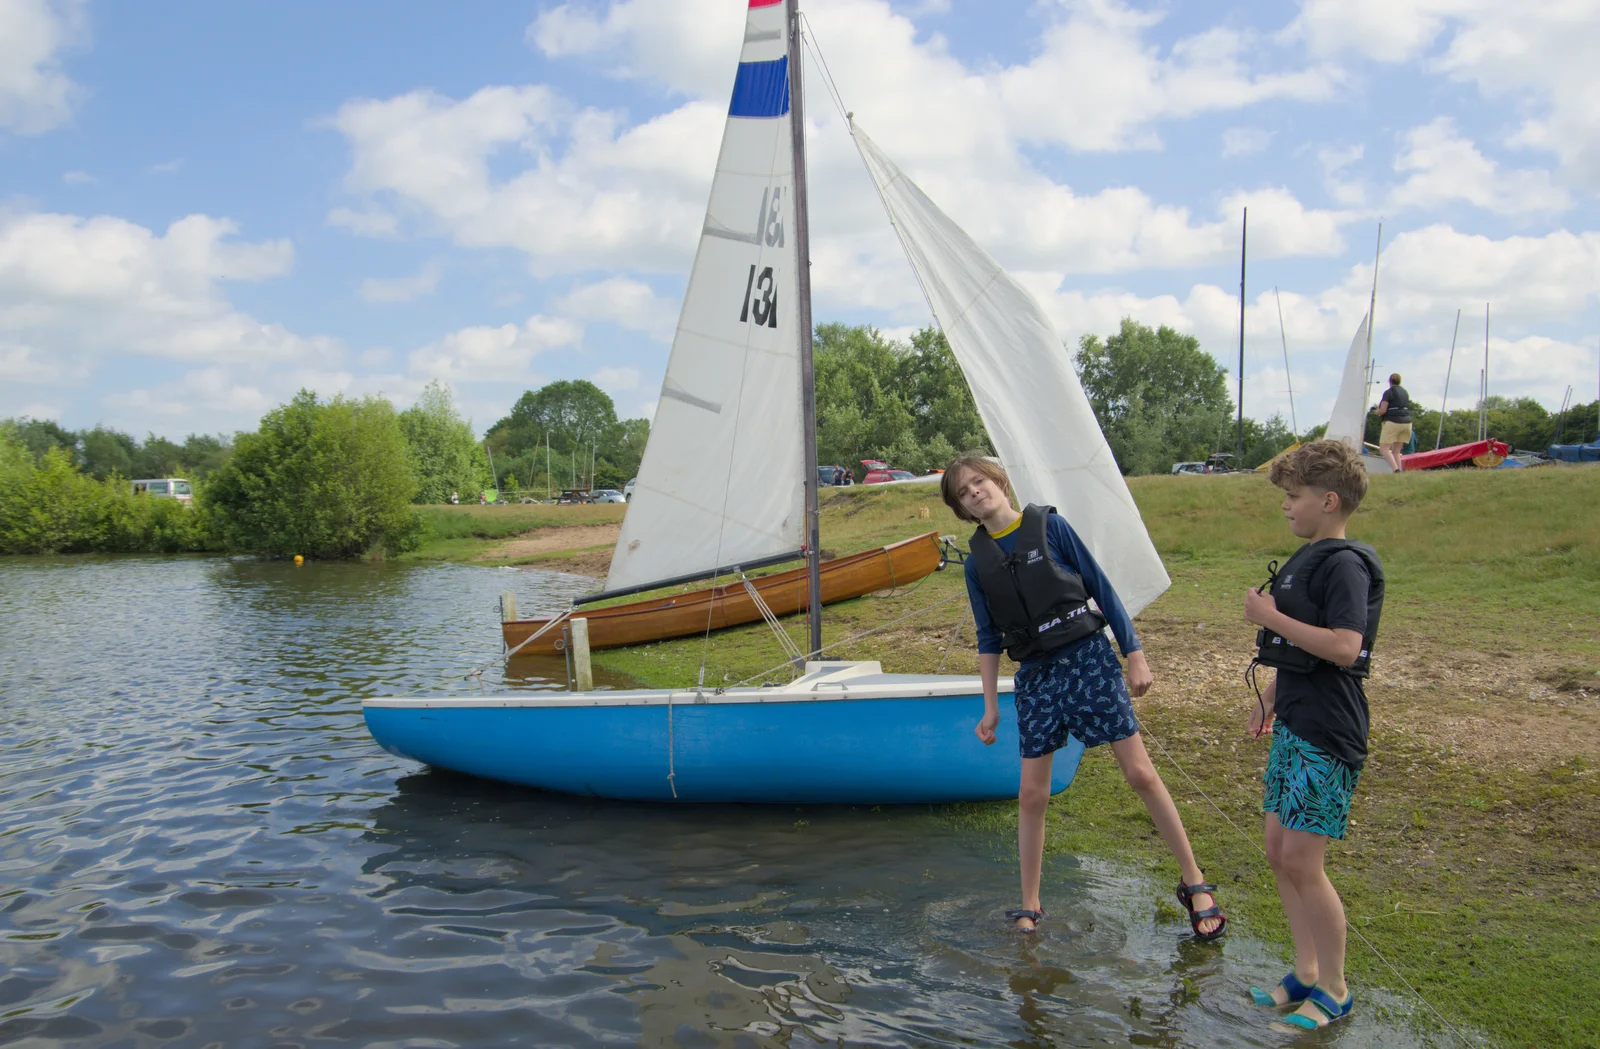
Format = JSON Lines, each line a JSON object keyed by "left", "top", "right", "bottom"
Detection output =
{"left": 1273, "top": 286, "right": 1298, "bottom": 436}
{"left": 1437, "top": 309, "right": 1461, "bottom": 450}
{"left": 1237, "top": 208, "right": 1247, "bottom": 460}
{"left": 1366, "top": 222, "right": 1382, "bottom": 432}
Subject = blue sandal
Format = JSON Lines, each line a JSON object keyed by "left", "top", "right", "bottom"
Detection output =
{"left": 1283, "top": 985, "right": 1354, "bottom": 1030}
{"left": 1249, "top": 970, "right": 1314, "bottom": 1007}
{"left": 1005, "top": 909, "right": 1044, "bottom": 933}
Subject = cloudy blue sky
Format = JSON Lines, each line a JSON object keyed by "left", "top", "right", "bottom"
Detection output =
{"left": 3, "top": 0, "right": 1597, "bottom": 442}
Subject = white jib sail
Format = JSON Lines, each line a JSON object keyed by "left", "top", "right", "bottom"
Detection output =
{"left": 1323, "top": 314, "right": 1371, "bottom": 450}
{"left": 605, "top": 1, "right": 805, "bottom": 595}
{"left": 852, "top": 127, "right": 1170, "bottom": 616}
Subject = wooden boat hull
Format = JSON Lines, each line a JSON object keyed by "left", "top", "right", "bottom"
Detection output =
{"left": 501, "top": 532, "right": 944, "bottom": 656}
{"left": 364, "top": 663, "right": 1082, "bottom": 804}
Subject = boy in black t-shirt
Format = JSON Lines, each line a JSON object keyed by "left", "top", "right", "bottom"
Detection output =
{"left": 1242, "top": 439, "right": 1383, "bottom": 1031}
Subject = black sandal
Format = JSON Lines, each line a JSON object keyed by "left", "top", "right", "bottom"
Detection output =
{"left": 1005, "top": 909, "right": 1045, "bottom": 933}
{"left": 1175, "top": 881, "right": 1228, "bottom": 941}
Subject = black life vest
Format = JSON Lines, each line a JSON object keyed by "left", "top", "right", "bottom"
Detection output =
{"left": 1254, "top": 539, "right": 1385, "bottom": 678}
{"left": 1382, "top": 385, "right": 1412, "bottom": 423}
{"left": 970, "top": 505, "right": 1107, "bottom": 663}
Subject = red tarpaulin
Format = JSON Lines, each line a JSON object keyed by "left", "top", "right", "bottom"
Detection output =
{"left": 1401, "top": 439, "right": 1510, "bottom": 471}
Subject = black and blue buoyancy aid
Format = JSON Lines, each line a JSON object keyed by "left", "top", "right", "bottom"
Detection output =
{"left": 969, "top": 505, "right": 1107, "bottom": 663}
{"left": 1254, "top": 539, "right": 1385, "bottom": 678}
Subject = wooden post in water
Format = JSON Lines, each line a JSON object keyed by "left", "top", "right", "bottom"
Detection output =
{"left": 571, "top": 617, "right": 594, "bottom": 691}
{"left": 500, "top": 590, "right": 517, "bottom": 623}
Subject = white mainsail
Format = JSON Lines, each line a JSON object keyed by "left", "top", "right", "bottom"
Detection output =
{"left": 852, "top": 127, "right": 1171, "bottom": 616}
{"left": 1323, "top": 314, "right": 1371, "bottom": 450}
{"left": 605, "top": 0, "right": 805, "bottom": 594}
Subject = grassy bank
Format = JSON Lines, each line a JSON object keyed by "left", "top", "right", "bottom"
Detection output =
{"left": 405, "top": 503, "right": 625, "bottom": 564}
{"left": 578, "top": 468, "right": 1598, "bottom": 1049}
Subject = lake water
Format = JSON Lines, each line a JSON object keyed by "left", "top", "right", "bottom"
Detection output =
{"left": 0, "top": 556, "right": 1452, "bottom": 1047}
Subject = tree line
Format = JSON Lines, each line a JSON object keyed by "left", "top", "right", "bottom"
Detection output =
{"left": 7, "top": 317, "right": 1590, "bottom": 557}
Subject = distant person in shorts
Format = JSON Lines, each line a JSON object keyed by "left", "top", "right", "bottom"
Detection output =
{"left": 1370, "top": 373, "right": 1412, "bottom": 472}
{"left": 1243, "top": 439, "right": 1385, "bottom": 1030}
{"left": 942, "top": 456, "right": 1226, "bottom": 941}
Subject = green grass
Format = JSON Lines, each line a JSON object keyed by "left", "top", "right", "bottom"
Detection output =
{"left": 576, "top": 466, "right": 1600, "bottom": 1049}
{"left": 404, "top": 503, "right": 626, "bottom": 561}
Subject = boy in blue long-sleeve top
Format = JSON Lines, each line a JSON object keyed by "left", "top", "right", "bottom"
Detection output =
{"left": 942, "top": 455, "right": 1226, "bottom": 939}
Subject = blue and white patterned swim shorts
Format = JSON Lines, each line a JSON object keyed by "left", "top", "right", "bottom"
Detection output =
{"left": 1012, "top": 633, "right": 1140, "bottom": 759}
{"left": 1263, "top": 721, "right": 1361, "bottom": 839}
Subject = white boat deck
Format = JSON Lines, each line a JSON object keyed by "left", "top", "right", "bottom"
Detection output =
{"left": 364, "top": 661, "right": 1013, "bottom": 709}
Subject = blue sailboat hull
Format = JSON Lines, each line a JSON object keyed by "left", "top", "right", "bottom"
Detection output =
{"left": 363, "top": 665, "right": 1083, "bottom": 804}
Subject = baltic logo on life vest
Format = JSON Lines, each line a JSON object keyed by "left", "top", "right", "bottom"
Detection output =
{"left": 1280, "top": 574, "right": 1295, "bottom": 589}
{"left": 1037, "top": 605, "right": 1091, "bottom": 633}
{"left": 1026, "top": 549, "right": 1044, "bottom": 564}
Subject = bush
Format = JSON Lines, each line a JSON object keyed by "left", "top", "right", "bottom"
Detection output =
{"left": 0, "top": 427, "right": 210, "bottom": 554}
{"left": 205, "top": 390, "right": 424, "bottom": 558}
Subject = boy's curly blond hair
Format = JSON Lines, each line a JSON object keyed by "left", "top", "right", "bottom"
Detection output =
{"left": 1268, "top": 439, "right": 1368, "bottom": 515}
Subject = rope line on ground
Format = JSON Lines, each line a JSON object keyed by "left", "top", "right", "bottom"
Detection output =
{"left": 1139, "top": 724, "right": 1476, "bottom": 1048}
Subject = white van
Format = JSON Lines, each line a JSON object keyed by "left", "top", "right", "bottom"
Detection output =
{"left": 133, "top": 478, "right": 194, "bottom": 504}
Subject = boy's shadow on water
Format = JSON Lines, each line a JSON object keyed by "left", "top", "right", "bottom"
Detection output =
{"left": 357, "top": 771, "right": 1352, "bottom": 1049}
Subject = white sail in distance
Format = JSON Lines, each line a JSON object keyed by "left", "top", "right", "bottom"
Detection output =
{"left": 1323, "top": 315, "right": 1371, "bottom": 450}
{"left": 605, "top": 0, "right": 805, "bottom": 595}
{"left": 851, "top": 127, "right": 1170, "bottom": 616}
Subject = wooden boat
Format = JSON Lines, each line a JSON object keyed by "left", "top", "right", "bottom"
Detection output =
{"left": 501, "top": 531, "right": 943, "bottom": 657}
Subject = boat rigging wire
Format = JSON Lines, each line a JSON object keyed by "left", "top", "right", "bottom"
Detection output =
{"left": 740, "top": 568, "right": 808, "bottom": 670}
{"left": 935, "top": 605, "right": 970, "bottom": 673}
{"left": 720, "top": 589, "right": 967, "bottom": 692}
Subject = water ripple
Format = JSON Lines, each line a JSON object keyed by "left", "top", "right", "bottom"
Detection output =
{"left": 0, "top": 555, "right": 1450, "bottom": 1047}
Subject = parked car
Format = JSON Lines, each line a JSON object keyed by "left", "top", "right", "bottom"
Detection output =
{"left": 592, "top": 489, "right": 627, "bottom": 504}
{"left": 1171, "top": 453, "right": 1243, "bottom": 475}
{"left": 131, "top": 478, "right": 194, "bottom": 504}
{"left": 623, "top": 477, "right": 637, "bottom": 500}
{"left": 557, "top": 489, "right": 593, "bottom": 504}
{"left": 861, "top": 460, "right": 916, "bottom": 484}
{"left": 818, "top": 465, "right": 853, "bottom": 486}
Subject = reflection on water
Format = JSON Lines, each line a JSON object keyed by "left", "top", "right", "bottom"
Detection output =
{"left": 0, "top": 555, "right": 1449, "bottom": 1046}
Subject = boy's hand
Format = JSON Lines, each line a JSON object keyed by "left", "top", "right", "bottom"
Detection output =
{"left": 1124, "top": 650, "right": 1153, "bottom": 697}
{"left": 1247, "top": 700, "right": 1271, "bottom": 739}
{"left": 1243, "top": 587, "right": 1277, "bottom": 627}
{"left": 975, "top": 710, "right": 1000, "bottom": 746}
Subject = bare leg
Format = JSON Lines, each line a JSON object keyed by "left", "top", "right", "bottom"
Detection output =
{"left": 1262, "top": 814, "right": 1319, "bottom": 1003}
{"left": 1382, "top": 442, "right": 1404, "bottom": 472}
{"left": 1108, "top": 733, "right": 1222, "bottom": 935}
{"left": 1275, "top": 827, "right": 1349, "bottom": 1025}
{"left": 1015, "top": 754, "right": 1054, "bottom": 931}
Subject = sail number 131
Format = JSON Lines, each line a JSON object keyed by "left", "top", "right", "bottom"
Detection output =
{"left": 738, "top": 265, "right": 778, "bottom": 328}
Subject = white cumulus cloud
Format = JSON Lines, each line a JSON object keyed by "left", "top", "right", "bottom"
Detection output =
{"left": 407, "top": 314, "right": 582, "bottom": 383}
{"left": 1389, "top": 118, "right": 1570, "bottom": 214}
{"left": 0, "top": 0, "right": 84, "bottom": 135}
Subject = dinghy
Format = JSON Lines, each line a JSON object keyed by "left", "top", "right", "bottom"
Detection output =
{"left": 500, "top": 532, "right": 943, "bottom": 657}
{"left": 363, "top": 0, "right": 1169, "bottom": 803}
